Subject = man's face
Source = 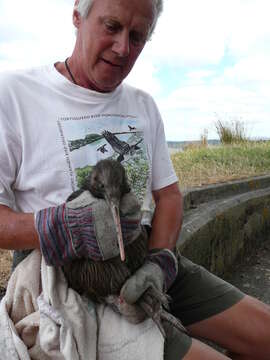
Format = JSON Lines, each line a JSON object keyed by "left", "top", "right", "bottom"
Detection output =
{"left": 73, "top": 0, "right": 154, "bottom": 92}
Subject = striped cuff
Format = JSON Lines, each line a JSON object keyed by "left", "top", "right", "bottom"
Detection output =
{"left": 35, "top": 201, "right": 142, "bottom": 266}
{"left": 148, "top": 249, "right": 178, "bottom": 291}
{"left": 35, "top": 204, "right": 77, "bottom": 266}
{"left": 120, "top": 216, "right": 141, "bottom": 241}
{"left": 66, "top": 206, "right": 102, "bottom": 261}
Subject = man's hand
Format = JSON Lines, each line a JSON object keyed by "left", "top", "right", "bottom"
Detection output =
{"left": 35, "top": 191, "right": 141, "bottom": 266}
{"left": 120, "top": 248, "right": 178, "bottom": 304}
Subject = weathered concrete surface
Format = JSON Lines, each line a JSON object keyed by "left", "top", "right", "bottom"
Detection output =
{"left": 203, "top": 239, "right": 270, "bottom": 354}
{"left": 183, "top": 175, "right": 270, "bottom": 211}
{"left": 178, "top": 176, "right": 270, "bottom": 276}
{"left": 179, "top": 177, "right": 270, "bottom": 355}
{"left": 225, "top": 238, "right": 270, "bottom": 305}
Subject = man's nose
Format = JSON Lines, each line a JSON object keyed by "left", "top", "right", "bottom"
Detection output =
{"left": 112, "top": 31, "right": 130, "bottom": 57}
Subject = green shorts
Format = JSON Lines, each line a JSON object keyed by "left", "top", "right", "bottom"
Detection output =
{"left": 164, "top": 255, "right": 245, "bottom": 359}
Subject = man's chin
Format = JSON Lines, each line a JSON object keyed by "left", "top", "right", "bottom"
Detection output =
{"left": 92, "top": 79, "right": 122, "bottom": 93}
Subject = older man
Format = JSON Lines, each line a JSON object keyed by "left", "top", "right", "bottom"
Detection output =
{"left": 0, "top": 0, "right": 270, "bottom": 358}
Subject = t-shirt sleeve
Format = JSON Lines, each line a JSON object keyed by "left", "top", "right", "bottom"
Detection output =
{"left": 0, "top": 104, "right": 21, "bottom": 209}
{"left": 150, "top": 101, "right": 178, "bottom": 191}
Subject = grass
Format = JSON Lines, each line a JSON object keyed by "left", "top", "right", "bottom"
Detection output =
{"left": 171, "top": 141, "right": 270, "bottom": 190}
{"left": 215, "top": 119, "right": 247, "bottom": 144}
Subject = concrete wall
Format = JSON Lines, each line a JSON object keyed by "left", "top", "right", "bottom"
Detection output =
{"left": 177, "top": 175, "right": 270, "bottom": 276}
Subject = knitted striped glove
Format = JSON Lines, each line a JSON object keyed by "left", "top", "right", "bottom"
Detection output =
{"left": 120, "top": 248, "right": 178, "bottom": 304}
{"left": 35, "top": 191, "right": 141, "bottom": 266}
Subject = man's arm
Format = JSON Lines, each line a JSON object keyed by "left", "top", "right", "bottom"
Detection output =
{"left": 149, "top": 182, "right": 183, "bottom": 250}
{"left": 0, "top": 205, "right": 39, "bottom": 250}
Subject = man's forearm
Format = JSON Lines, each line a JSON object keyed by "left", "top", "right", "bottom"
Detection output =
{"left": 0, "top": 205, "right": 40, "bottom": 250}
{"left": 149, "top": 183, "right": 183, "bottom": 250}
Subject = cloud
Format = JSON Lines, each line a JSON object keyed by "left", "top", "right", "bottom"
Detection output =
{"left": 144, "top": 0, "right": 270, "bottom": 67}
{"left": 220, "top": 55, "right": 270, "bottom": 86}
{"left": 227, "top": 0, "right": 270, "bottom": 58}
{"left": 126, "top": 52, "right": 162, "bottom": 97}
{"left": 0, "top": 0, "right": 75, "bottom": 70}
{"left": 142, "top": 0, "right": 230, "bottom": 67}
{"left": 128, "top": 0, "right": 270, "bottom": 140}
{"left": 157, "top": 71, "right": 270, "bottom": 141}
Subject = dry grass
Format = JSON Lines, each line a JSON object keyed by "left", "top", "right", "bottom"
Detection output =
{"left": 215, "top": 119, "right": 248, "bottom": 144}
{"left": 172, "top": 141, "right": 270, "bottom": 190}
{"left": 0, "top": 250, "right": 12, "bottom": 290}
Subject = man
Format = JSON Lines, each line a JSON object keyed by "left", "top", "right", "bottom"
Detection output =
{"left": 0, "top": 0, "right": 270, "bottom": 358}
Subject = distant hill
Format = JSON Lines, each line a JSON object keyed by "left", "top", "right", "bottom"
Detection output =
{"left": 167, "top": 139, "right": 220, "bottom": 149}
{"left": 167, "top": 138, "right": 270, "bottom": 150}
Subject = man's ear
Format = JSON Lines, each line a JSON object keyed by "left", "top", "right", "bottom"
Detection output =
{"left": 73, "top": 1, "right": 81, "bottom": 28}
{"left": 73, "top": 9, "right": 81, "bottom": 28}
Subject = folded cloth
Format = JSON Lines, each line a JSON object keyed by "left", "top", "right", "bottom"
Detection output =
{"left": 0, "top": 250, "right": 164, "bottom": 360}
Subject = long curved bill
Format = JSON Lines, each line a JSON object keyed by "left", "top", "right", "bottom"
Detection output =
{"left": 111, "top": 204, "right": 125, "bottom": 262}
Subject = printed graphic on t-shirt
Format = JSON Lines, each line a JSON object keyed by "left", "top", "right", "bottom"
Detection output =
{"left": 58, "top": 114, "right": 150, "bottom": 204}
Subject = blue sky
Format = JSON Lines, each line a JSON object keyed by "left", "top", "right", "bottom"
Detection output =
{"left": 1, "top": 0, "right": 270, "bottom": 141}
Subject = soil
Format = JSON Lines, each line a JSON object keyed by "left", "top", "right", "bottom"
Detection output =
{"left": 0, "top": 249, "right": 12, "bottom": 297}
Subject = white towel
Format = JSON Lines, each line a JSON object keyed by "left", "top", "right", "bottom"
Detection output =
{"left": 0, "top": 250, "right": 164, "bottom": 359}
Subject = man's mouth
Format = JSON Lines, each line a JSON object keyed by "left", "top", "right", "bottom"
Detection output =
{"left": 102, "top": 58, "right": 122, "bottom": 68}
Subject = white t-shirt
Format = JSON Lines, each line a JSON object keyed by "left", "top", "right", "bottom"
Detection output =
{"left": 0, "top": 64, "right": 178, "bottom": 224}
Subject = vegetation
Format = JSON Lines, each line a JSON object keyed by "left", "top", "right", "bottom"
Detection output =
{"left": 171, "top": 141, "right": 270, "bottom": 190}
{"left": 170, "top": 119, "right": 270, "bottom": 189}
{"left": 69, "top": 134, "right": 103, "bottom": 151}
{"left": 215, "top": 118, "right": 248, "bottom": 144}
{"left": 76, "top": 165, "right": 93, "bottom": 188}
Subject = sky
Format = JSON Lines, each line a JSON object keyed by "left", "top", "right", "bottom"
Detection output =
{"left": 1, "top": 0, "right": 270, "bottom": 141}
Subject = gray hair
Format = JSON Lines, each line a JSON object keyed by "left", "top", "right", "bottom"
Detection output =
{"left": 75, "top": 0, "right": 163, "bottom": 38}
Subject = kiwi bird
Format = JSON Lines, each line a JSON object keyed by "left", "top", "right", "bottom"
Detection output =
{"left": 62, "top": 159, "right": 186, "bottom": 337}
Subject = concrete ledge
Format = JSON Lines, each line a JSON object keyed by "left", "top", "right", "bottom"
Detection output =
{"left": 178, "top": 176, "right": 270, "bottom": 275}
{"left": 183, "top": 175, "right": 270, "bottom": 210}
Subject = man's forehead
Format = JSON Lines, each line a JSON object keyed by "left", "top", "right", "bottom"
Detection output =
{"left": 89, "top": 0, "right": 154, "bottom": 21}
